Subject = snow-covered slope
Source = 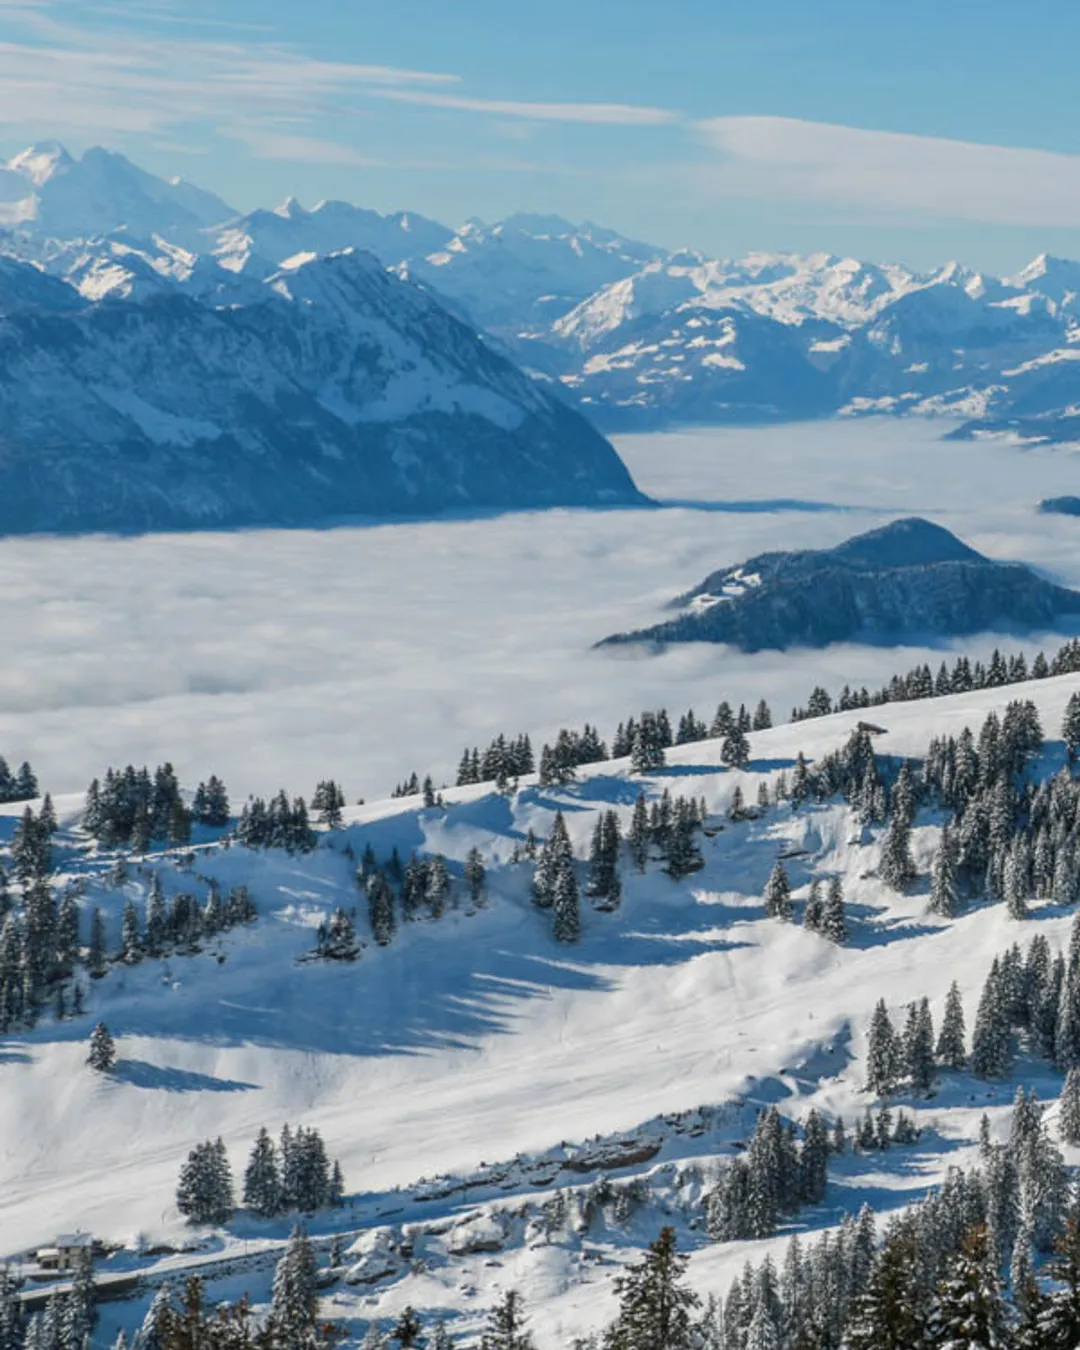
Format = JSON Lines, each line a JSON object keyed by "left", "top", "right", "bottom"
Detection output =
{"left": 5, "top": 668, "right": 1080, "bottom": 1347}
{"left": 0, "top": 248, "right": 644, "bottom": 532}
{"left": 399, "top": 214, "right": 665, "bottom": 339}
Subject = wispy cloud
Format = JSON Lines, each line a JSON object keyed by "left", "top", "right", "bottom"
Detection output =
{"left": 373, "top": 88, "right": 679, "bottom": 127}
{"left": 696, "top": 116, "right": 1080, "bottom": 227}
{"left": 231, "top": 130, "right": 384, "bottom": 168}
{"left": 0, "top": 4, "right": 459, "bottom": 140}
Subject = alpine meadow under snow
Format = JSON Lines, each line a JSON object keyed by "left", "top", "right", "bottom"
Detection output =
{"left": 12, "top": 134, "right": 1080, "bottom": 1350}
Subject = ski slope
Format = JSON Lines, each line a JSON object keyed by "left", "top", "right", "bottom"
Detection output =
{"left": 4, "top": 670, "right": 1080, "bottom": 1345}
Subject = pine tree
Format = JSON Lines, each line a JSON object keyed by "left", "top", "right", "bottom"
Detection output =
{"left": 120, "top": 900, "right": 142, "bottom": 963}
{"left": 879, "top": 812, "right": 917, "bottom": 892}
{"left": 928, "top": 825, "right": 959, "bottom": 918}
{"left": 88, "top": 908, "right": 106, "bottom": 978}
{"left": 803, "top": 879, "right": 824, "bottom": 933}
{"left": 927, "top": 1225, "right": 1008, "bottom": 1350}
{"left": 763, "top": 861, "right": 793, "bottom": 922}
{"left": 464, "top": 847, "right": 487, "bottom": 906}
{"left": 480, "top": 1291, "right": 534, "bottom": 1350}
{"left": 270, "top": 1225, "right": 318, "bottom": 1348}
{"left": 866, "top": 1000, "right": 899, "bottom": 1096}
{"left": 552, "top": 856, "right": 580, "bottom": 945}
{"left": 1062, "top": 1069, "right": 1080, "bottom": 1146}
{"left": 394, "top": 1308, "right": 423, "bottom": 1349}
{"left": 87, "top": 1021, "right": 116, "bottom": 1071}
{"left": 937, "top": 981, "right": 967, "bottom": 1070}
{"left": 243, "top": 1127, "right": 281, "bottom": 1218}
{"left": 1064, "top": 691, "right": 1080, "bottom": 764}
{"left": 821, "top": 876, "right": 848, "bottom": 944}
{"left": 628, "top": 792, "right": 649, "bottom": 872}
{"left": 972, "top": 960, "right": 1014, "bottom": 1079}
{"left": 368, "top": 875, "right": 397, "bottom": 946}
{"left": 844, "top": 1225, "right": 929, "bottom": 1350}
{"left": 176, "top": 1138, "right": 234, "bottom": 1226}
{"left": 1036, "top": 1195, "right": 1080, "bottom": 1349}
{"left": 903, "top": 997, "right": 936, "bottom": 1094}
{"left": 604, "top": 1226, "right": 699, "bottom": 1350}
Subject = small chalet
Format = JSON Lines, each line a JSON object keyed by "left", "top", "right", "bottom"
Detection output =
{"left": 34, "top": 1233, "right": 93, "bottom": 1272}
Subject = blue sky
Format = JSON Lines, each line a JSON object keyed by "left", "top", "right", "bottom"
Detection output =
{"left": 4, "top": 0, "right": 1080, "bottom": 271}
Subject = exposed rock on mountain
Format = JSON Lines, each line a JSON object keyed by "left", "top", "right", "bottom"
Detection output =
{"left": 600, "top": 518, "right": 1080, "bottom": 652}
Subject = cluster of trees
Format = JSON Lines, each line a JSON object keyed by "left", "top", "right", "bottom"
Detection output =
{"left": 537, "top": 725, "right": 608, "bottom": 787}
{"left": 0, "top": 757, "right": 38, "bottom": 805}
{"left": 235, "top": 794, "right": 316, "bottom": 854}
{"left": 10, "top": 799, "right": 56, "bottom": 883}
{"left": 0, "top": 877, "right": 89, "bottom": 1031}
{"left": 722, "top": 1107, "right": 1080, "bottom": 1350}
{"left": 190, "top": 776, "right": 230, "bottom": 827}
{"left": 456, "top": 734, "right": 535, "bottom": 788}
{"left": 347, "top": 844, "right": 488, "bottom": 953}
{"left": 243, "top": 1125, "right": 344, "bottom": 1219}
{"left": 623, "top": 789, "right": 707, "bottom": 879}
{"left": 865, "top": 988, "right": 961, "bottom": 1096}
{"left": 116, "top": 874, "right": 257, "bottom": 965}
{"left": 760, "top": 862, "right": 848, "bottom": 940}
{"left": 706, "top": 1106, "right": 833, "bottom": 1242}
{"left": 177, "top": 1124, "right": 344, "bottom": 1226}
{"left": 790, "top": 636, "right": 1080, "bottom": 724}
{"left": 532, "top": 812, "right": 581, "bottom": 944}
{"left": 84, "top": 764, "right": 193, "bottom": 850}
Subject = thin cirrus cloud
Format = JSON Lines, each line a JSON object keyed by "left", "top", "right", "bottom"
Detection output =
{"left": 697, "top": 115, "right": 1080, "bottom": 227}
{"left": 372, "top": 87, "right": 680, "bottom": 127}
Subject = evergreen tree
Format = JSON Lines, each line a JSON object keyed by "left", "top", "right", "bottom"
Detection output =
{"left": 604, "top": 1227, "right": 699, "bottom": 1350}
{"left": 243, "top": 1127, "right": 281, "bottom": 1218}
{"left": 1061, "top": 1068, "right": 1080, "bottom": 1146}
{"left": 821, "top": 876, "right": 848, "bottom": 944}
{"left": 552, "top": 855, "right": 580, "bottom": 945}
{"left": 480, "top": 1291, "right": 534, "bottom": 1350}
{"left": 628, "top": 792, "right": 649, "bottom": 873}
{"left": 464, "top": 847, "right": 487, "bottom": 906}
{"left": 721, "top": 725, "right": 750, "bottom": 771}
{"left": 866, "top": 1000, "right": 899, "bottom": 1096}
{"left": 368, "top": 875, "right": 397, "bottom": 946}
{"left": 1065, "top": 692, "right": 1080, "bottom": 764}
{"left": 904, "top": 997, "right": 936, "bottom": 1094}
{"left": 394, "top": 1308, "right": 423, "bottom": 1350}
{"left": 803, "top": 879, "right": 824, "bottom": 934}
{"left": 121, "top": 900, "right": 142, "bottom": 963}
{"left": 844, "top": 1225, "right": 930, "bottom": 1350}
{"left": 926, "top": 1225, "right": 1008, "bottom": 1350}
{"left": 176, "top": 1138, "right": 234, "bottom": 1225}
{"left": 533, "top": 813, "right": 573, "bottom": 910}
{"left": 1035, "top": 1195, "right": 1080, "bottom": 1349}
{"left": 763, "top": 861, "right": 793, "bottom": 922}
{"left": 879, "top": 812, "right": 917, "bottom": 892}
{"left": 87, "top": 1021, "right": 116, "bottom": 1071}
{"left": 928, "top": 825, "right": 960, "bottom": 918}
{"left": 937, "top": 981, "right": 968, "bottom": 1070}
{"left": 971, "top": 960, "right": 1014, "bottom": 1079}
{"left": 270, "top": 1225, "right": 318, "bottom": 1349}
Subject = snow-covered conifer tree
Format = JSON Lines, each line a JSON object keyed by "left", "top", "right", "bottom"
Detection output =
{"left": 937, "top": 980, "right": 967, "bottom": 1070}
{"left": 763, "top": 861, "right": 793, "bottom": 922}
{"left": 87, "top": 1021, "right": 116, "bottom": 1072}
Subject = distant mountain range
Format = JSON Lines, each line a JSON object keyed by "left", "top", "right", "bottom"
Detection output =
{"left": 5, "top": 141, "right": 1080, "bottom": 531}
{"left": 599, "top": 519, "right": 1080, "bottom": 652}
{"left": 0, "top": 145, "right": 644, "bottom": 532}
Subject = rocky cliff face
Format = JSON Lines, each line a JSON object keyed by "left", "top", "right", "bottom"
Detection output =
{"left": 0, "top": 248, "right": 645, "bottom": 533}
{"left": 601, "top": 519, "right": 1080, "bottom": 652}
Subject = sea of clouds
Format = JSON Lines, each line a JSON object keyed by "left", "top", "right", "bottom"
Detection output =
{"left": 2, "top": 418, "right": 1079, "bottom": 804}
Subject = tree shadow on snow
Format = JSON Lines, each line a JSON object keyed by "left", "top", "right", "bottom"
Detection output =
{"left": 112, "top": 1059, "right": 259, "bottom": 1093}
